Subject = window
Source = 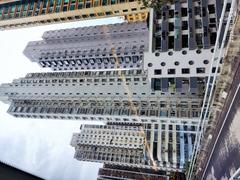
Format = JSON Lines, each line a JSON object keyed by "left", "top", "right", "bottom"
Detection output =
{"left": 196, "top": 67, "right": 205, "bottom": 74}
{"left": 169, "top": 22, "right": 174, "bottom": 31}
{"left": 168, "top": 69, "right": 176, "bottom": 74}
{"left": 169, "top": 9, "right": 174, "bottom": 18}
{"left": 195, "top": 19, "right": 202, "bottom": 29}
{"left": 86, "top": 1, "right": 91, "bottom": 8}
{"left": 182, "top": 68, "right": 190, "bottom": 74}
{"left": 210, "top": 18, "right": 216, "bottom": 23}
{"left": 155, "top": 37, "right": 161, "bottom": 50}
{"left": 208, "top": 4, "right": 215, "bottom": 14}
{"left": 182, "top": 21, "right": 188, "bottom": 30}
{"left": 196, "top": 33, "right": 203, "bottom": 46}
{"left": 134, "top": 78, "right": 139, "bottom": 81}
{"left": 212, "top": 67, "right": 216, "bottom": 73}
{"left": 182, "top": 35, "right": 188, "bottom": 48}
{"left": 194, "top": 6, "right": 201, "bottom": 16}
{"left": 154, "top": 69, "right": 162, "bottom": 75}
{"left": 181, "top": 8, "right": 188, "bottom": 17}
{"left": 210, "top": 32, "right": 217, "bottom": 45}
{"left": 168, "top": 36, "right": 174, "bottom": 49}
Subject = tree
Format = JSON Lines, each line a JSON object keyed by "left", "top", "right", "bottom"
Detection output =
{"left": 138, "top": 0, "right": 174, "bottom": 11}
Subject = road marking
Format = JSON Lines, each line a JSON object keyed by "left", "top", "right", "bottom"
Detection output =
{"left": 201, "top": 83, "right": 240, "bottom": 179}
{"left": 230, "top": 167, "right": 240, "bottom": 180}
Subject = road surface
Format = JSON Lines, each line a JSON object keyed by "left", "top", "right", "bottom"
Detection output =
{"left": 202, "top": 61, "right": 240, "bottom": 179}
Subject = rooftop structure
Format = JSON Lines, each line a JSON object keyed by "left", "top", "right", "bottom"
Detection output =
{"left": 0, "top": 0, "right": 148, "bottom": 29}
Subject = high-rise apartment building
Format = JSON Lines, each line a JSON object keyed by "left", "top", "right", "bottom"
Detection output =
{"left": 0, "top": 0, "right": 233, "bottom": 176}
{"left": 143, "top": 0, "right": 231, "bottom": 85}
{"left": 0, "top": 0, "right": 148, "bottom": 29}
{"left": 21, "top": 0, "right": 230, "bottom": 94}
{"left": 71, "top": 123, "right": 196, "bottom": 172}
{"left": 0, "top": 0, "right": 235, "bottom": 179}
{"left": 23, "top": 21, "right": 148, "bottom": 71}
{"left": 97, "top": 163, "right": 172, "bottom": 180}
{"left": 0, "top": 70, "right": 204, "bottom": 125}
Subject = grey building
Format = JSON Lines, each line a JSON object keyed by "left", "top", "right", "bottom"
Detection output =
{"left": 23, "top": 22, "right": 149, "bottom": 71}
{"left": 71, "top": 123, "right": 196, "bottom": 172}
{"left": 97, "top": 163, "right": 171, "bottom": 180}
{"left": 0, "top": 70, "right": 204, "bottom": 125}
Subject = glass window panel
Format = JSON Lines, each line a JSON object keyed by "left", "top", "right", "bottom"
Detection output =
{"left": 86, "top": 1, "right": 91, "bottom": 8}
{"left": 57, "top": 0, "right": 62, "bottom": 5}
{"left": 94, "top": 0, "right": 99, "bottom": 6}
{"left": 24, "top": 3, "right": 28, "bottom": 11}
{"left": 11, "top": 5, "right": 15, "bottom": 13}
{"left": 102, "top": 0, "right": 108, "bottom": 6}
{"left": 42, "top": 2, "right": 47, "bottom": 8}
{"left": 111, "top": 0, "right": 116, "bottom": 4}
{"left": 3, "top": 6, "right": 9, "bottom": 15}
{"left": 16, "top": 4, "right": 21, "bottom": 12}
{"left": 29, "top": 3, "right": 34, "bottom": 10}
{"left": 78, "top": 1, "right": 83, "bottom": 9}
{"left": 70, "top": 4, "right": 75, "bottom": 10}
{"left": 56, "top": 6, "right": 60, "bottom": 12}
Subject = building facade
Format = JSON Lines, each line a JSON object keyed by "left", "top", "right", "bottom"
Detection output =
{"left": 97, "top": 163, "right": 171, "bottom": 180}
{"left": 21, "top": 0, "right": 231, "bottom": 97}
{"left": 0, "top": 0, "right": 235, "bottom": 179}
{"left": 0, "top": 70, "right": 204, "bottom": 125}
{"left": 143, "top": 0, "right": 231, "bottom": 83}
{"left": 71, "top": 123, "right": 196, "bottom": 172}
{"left": 0, "top": 0, "right": 233, "bottom": 177}
{"left": 0, "top": 66, "right": 201, "bottom": 177}
{"left": 0, "top": 0, "right": 148, "bottom": 29}
{"left": 23, "top": 21, "right": 149, "bottom": 71}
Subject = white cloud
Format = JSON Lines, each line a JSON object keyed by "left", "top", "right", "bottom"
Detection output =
{"left": 0, "top": 114, "right": 103, "bottom": 179}
{"left": 0, "top": 17, "right": 123, "bottom": 179}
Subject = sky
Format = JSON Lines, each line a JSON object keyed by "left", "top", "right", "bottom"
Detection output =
{"left": 0, "top": 17, "right": 123, "bottom": 180}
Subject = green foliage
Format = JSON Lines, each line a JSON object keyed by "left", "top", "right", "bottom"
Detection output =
{"left": 138, "top": 0, "right": 174, "bottom": 11}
